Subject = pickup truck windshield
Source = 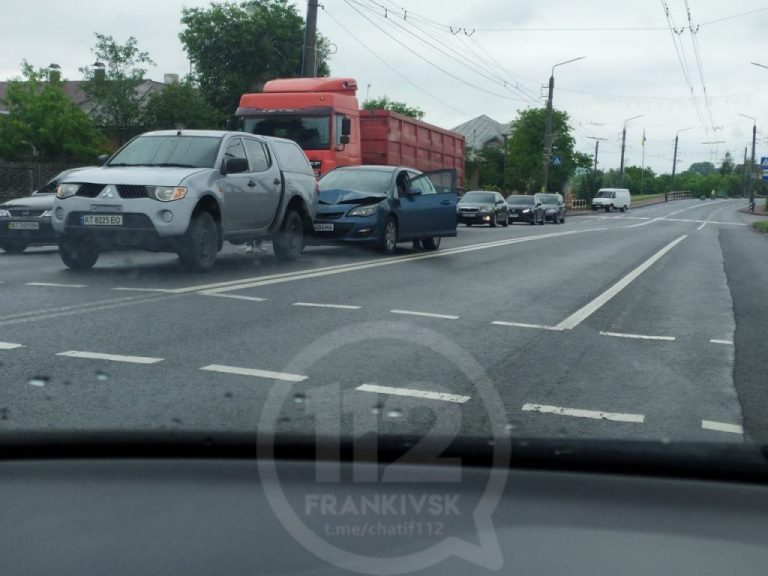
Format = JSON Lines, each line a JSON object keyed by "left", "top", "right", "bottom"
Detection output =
{"left": 244, "top": 115, "right": 331, "bottom": 150}
{"left": 319, "top": 169, "right": 392, "bottom": 194}
{"left": 109, "top": 135, "right": 220, "bottom": 168}
{"left": 462, "top": 192, "right": 496, "bottom": 203}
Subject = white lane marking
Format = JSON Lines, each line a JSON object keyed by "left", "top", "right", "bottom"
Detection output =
{"left": 0, "top": 342, "right": 24, "bottom": 350}
{"left": 356, "top": 384, "right": 471, "bottom": 404}
{"left": 600, "top": 331, "right": 676, "bottom": 342}
{"left": 112, "top": 287, "right": 177, "bottom": 293}
{"left": 56, "top": 350, "right": 164, "bottom": 364}
{"left": 294, "top": 302, "right": 362, "bottom": 310}
{"left": 624, "top": 200, "right": 731, "bottom": 228}
{"left": 201, "top": 293, "right": 267, "bottom": 302}
{"left": 556, "top": 235, "right": 688, "bottom": 331}
{"left": 702, "top": 420, "right": 744, "bottom": 435}
{"left": 492, "top": 321, "right": 562, "bottom": 331}
{"left": 522, "top": 403, "right": 645, "bottom": 423}
{"left": 26, "top": 282, "right": 87, "bottom": 288}
{"left": 710, "top": 339, "right": 734, "bottom": 346}
{"left": 391, "top": 309, "right": 459, "bottom": 320}
{"left": 201, "top": 364, "right": 308, "bottom": 382}
{"left": 665, "top": 218, "right": 746, "bottom": 226}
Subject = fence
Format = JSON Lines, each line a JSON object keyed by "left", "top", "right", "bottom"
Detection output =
{"left": 0, "top": 161, "right": 88, "bottom": 202}
{"left": 567, "top": 191, "right": 692, "bottom": 211}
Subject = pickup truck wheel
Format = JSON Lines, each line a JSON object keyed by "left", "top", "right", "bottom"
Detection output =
{"left": 381, "top": 218, "right": 398, "bottom": 255}
{"left": 0, "top": 240, "right": 28, "bottom": 254}
{"left": 422, "top": 236, "right": 441, "bottom": 251}
{"left": 273, "top": 209, "right": 304, "bottom": 262}
{"left": 59, "top": 239, "right": 99, "bottom": 270}
{"left": 178, "top": 211, "right": 218, "bottom": 272}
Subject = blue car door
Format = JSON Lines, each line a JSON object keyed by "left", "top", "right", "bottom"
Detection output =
{"left": 407, "top": 169, "right": 458, "bottom": 238}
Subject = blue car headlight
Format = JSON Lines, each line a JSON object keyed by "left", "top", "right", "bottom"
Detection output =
{"left": 347, "top": 204, "right": 379, "bottom": 217}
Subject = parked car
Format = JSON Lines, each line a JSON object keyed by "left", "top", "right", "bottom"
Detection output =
{"left": 506, "top": 194, "right": 540, "bottom": 225}
{"left": 534, "top": 193, "right": 566, "bottom": 224}
{"left": 592, "top": 188, "right": 631, "bottom": 212}
{"left": 313, "top": 165, "right": 457, "bottom": 254}
{"left": 0, "top": 168, "right": 90, "bottom": 254}
{"left": 52, "top": 130, "right": 317, "bottom": 271}
{"left": 456, "top": 191, "right": 508, "bottom": 227}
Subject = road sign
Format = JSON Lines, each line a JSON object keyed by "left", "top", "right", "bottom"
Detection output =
{"left": 552, "top": 156, "right": 562, "bottom": 167}
{"left": 761, "top": 157, "right": 768, "bottom": 181}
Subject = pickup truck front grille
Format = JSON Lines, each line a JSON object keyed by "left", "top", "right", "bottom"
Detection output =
{"left": 117, "top": 185, "right": 149, "bottom": 199}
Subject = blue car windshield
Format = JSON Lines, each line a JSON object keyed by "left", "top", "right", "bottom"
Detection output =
{"left": 319, "top": 170, "right": 392, "bottom": 194}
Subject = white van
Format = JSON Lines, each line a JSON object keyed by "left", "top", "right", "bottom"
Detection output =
{"left": 592, "top": 188, "right": 631, "bottom": 212}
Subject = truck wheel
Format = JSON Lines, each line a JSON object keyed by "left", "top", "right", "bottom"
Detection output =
{"left": 273, "top": 209, "right": 304, "bottom": 262}
{"left": 380, "top": 217, "right": 398, "bottom": 255}
{"left": 59, "top": 238, "right": 99, "bottom": 270}
{"left": 178, "top": 211, "right": 219, "bottom": 272}
{"left": 0, "top": 240, "right": 29, "bottom": 254}
{"left": 422, "top": 236, "right": 441, "bottom": 251}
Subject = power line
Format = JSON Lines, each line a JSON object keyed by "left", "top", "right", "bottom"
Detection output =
{"left": 684, "top": 0, "right": 717, "bottom": 138}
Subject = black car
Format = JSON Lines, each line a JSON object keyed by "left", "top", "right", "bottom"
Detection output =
{"left": 456, "top": 191, "right": 508, "bottom": 227}
{"left": 506, "top": 194, "right": 541, "bottom": 225}
{"left": 534, "top": 192, "right": 566, "bottom": 224}
{"left": 0, "top": 168, "right": 88, "bottom": 254}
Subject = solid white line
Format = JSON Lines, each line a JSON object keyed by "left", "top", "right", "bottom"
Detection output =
{"left": 293, "top": 302, "right": 362, "bottom": 310}
{"left": 391, "top": 309, "right": 459, "bottom": 320}
{"left": 0, "top": 342, "right": 24, "bottom": 350}
{"left": 555, "top": 235, "right": 688, "bottom": 330}
{"left": 710, "top": 339, "right": 734, "bottom": 346}
{"left": 26, "top": 282, "right": 87, "bottom": 288}
{"left": 200, "top": 364, "right": 307, "bottom": 382}
{"left": 492, "top": 321, "right": 561, "bottom": 331}
{"left": 702, "top": 420, "right": 744, "bottom": 434}
{"left": 200, "top": 293, "right": 267, "bottom": 302}
{"left": 522, "top": 403, "right": 645, "bottom": 423}
{"left": 600, "top": 331, "right": 676, "bottom": 342}
{"left": 56, "top": 350, "right": 164, "bottom": 364}
{"left": 665, "top": 218, "right": 746, "bottom": 226}
{"left": 356, "top": 384, "right": 471, "bottom": 404}
{"left": 112, "top": 287, "right": 177, "bottom": 293}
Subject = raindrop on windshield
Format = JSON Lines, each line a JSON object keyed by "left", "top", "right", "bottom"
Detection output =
{"left": 292, "top": 393, "right": 306, "bottom": 404}
{"left": 371, "top": 403, "right": 384, "bottom": 415}
{"left": 95, "top": 371, "right": 109, "bottom": 382}
{"left": 28, "top": 376, "right": 50, "bottom": 387}
{"left": 504, "top": 423, "right": 517, "bottom": 434}
{"left": 223, "top": 392, "right": 233, "bottom": 399}
{"left": 386, "top": 409, "right": 403, "bottom": 419}
{"left": 0, "top": 408, "right": 9, "bottom": 421}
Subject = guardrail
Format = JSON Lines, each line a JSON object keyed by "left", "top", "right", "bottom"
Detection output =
{"left": 567, "top": 191, "right": 692, "bottom": 211}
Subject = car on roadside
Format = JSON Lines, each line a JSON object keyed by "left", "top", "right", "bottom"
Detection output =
{"left": 592, "top": 187, "right": 631, "bottom": 212}
{"left": 456, "top": 190, "right": 508, "bottom": 227}
{"left": 505, "top": 194, "right": 540, "bottom": 225}
{"left": 0, "top": 168, "right": 90, "bottom": 254}
{"left": 52, "top": 130, "right": 317, "bottom": 271}
{"left": 313, "top": 165, "right": 457, "bottom": 254}
{"left": 534, "top": 192, "right": 566, "bottom": 224}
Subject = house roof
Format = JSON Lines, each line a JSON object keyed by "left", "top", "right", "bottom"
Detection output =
{"left": 452, "top": 114, "right": 512, "bottom": 151}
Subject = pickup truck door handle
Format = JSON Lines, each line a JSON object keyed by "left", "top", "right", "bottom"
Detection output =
{"left": 273, "top": 178, "right": 281, "bottom": 186}
{"left": 247, "top": 180, "right": 257, "bottom": 188}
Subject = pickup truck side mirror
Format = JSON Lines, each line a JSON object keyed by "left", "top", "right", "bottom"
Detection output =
{"left": 223, "top": 157, "right": 249, "bottom": 175}
{"left": 96, "top": 154, "right": 110, "bottom": 166}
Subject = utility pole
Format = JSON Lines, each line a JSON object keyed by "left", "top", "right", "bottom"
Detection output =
{"left": 587, "top": 136, "right": 606, "bottom": 194}
{"left": 670, "top": 127, "right": 691, "bottom": 202}
{"left": 619, "top": 114, "right": 643, "bottom": 187}
{"left": 738, "top": 114, "right": 757, "bottom": 203}
{"left": 301, "top": 0, "right": 319, "bottom": 78}
{"left": 743, "top": 146, "right": 748, "bottom": 195}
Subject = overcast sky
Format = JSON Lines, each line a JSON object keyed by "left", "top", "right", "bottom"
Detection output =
{"left": 2, "top": 0, "right": 767, "bottom": 173}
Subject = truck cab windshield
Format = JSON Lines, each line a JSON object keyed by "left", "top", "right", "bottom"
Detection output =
{"left": 244, "top": 115, "right": 331, "bottom": 150}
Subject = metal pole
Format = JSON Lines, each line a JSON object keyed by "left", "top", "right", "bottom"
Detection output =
{"left": 749, "top": 122, "right": 756, "bottom": 203}
{"left": 301, "top": 0, "right": 319, "bottom": 77}
{"left": 619, "top": 125, "right": 627, "bottom": 187}
{"left": 743, "top": 146, "right": 748, "bottom": 196}
{"left": 670, "top": 134, "right": 678, "bottom": 202}
{"left": 541, "top": 74, "right": 554, "bottom": 192}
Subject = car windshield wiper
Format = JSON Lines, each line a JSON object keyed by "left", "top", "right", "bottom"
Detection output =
{"left": 148, "top": 163, "right": 201, "bottom": 168}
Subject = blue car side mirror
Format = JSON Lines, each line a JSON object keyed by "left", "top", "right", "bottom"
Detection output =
{"left": 408, "top": 187, "right": 422, "bottom": 196}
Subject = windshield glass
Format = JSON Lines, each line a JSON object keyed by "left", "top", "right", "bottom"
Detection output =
{"left": 109, "top": 135, "right": 220, "bottom": 168}
{"left": 598, "top": 190, "right": 614, "bottom": 198}
{"left": 244, "top": 115, "right": 331, "bottom": 150}
{"left": 538, "top": 194, "right": 559, "bottom": 204}
{"left": 507, "top": 196, "right": 534, "bottom": 205}
{"left": 319, "top": 169, "right": 392, "bottom": 193}
{"left": 461, "top": 192, "right": 496, "bottom": 203}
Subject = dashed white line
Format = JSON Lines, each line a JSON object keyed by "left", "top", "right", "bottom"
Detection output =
{"left": 702, "top": 420, "right": 744, "bottom": 435}
{"left": 0, "top": 342, "right": 24, "bottom": 350}
{"left": 200, "top": 293, "right": 267, "bottom": 302}
{"left": 356, "top": 384, "right": 471, "bottom": 404}
{"left": 26, "top": 282, "right": 87, "bottom": 288}
{"left": 492, "top": 321, "right": 561, "bottom": 331}
{"left": 600, "top": 331, "right": 676, "bottom": 342}
{"left": 201, "top": 364, "right": 308, "bottom": 382}
{"left": 390, "top": 309, "right": 459, "bottom": 320}
{"left": 56, "top": 350, "right": 164, "bottom": 364}
{"left": 112, "top": 287, "right": 177, "bottom": 293}
{"left": 294, "top": 302, "right": 362, "bottom": 310}
{"left": 710, "top": 339, "right": 734, "bottom": 346}
{"left": 522, "top": 403, "right": 645, "bottom": 423}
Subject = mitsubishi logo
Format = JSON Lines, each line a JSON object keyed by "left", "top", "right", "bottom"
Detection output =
{"left": 99, "top": 185, "right": 117, "bottom": 199}
{"left": 21, "top": 210, "right": 29, "bottom": 216}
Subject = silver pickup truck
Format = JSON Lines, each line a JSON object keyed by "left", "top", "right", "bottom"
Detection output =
{"left": 52, "top": 130, "right": 317, "bottom": 271}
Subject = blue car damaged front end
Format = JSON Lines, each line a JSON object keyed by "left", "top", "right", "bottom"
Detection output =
{"left": 313, "top": 188, "right": 389, "bottom": 244}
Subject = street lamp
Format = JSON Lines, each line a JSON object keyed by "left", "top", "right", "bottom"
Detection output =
{"left": 738, "top": 113, "right": 757, "bottom": 202}
{"left": 670, "top": 127, "right": 691, "bottom": 201}
{"left": 541, "top": 56, "right": 586, "bottom": 192}
{"left": 619, "top": 114, "right": 643, "bottom": 187}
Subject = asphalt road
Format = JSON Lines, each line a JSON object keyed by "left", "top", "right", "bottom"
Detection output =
{"left": 1, "top": 198, "right": 765, "bottom": 445}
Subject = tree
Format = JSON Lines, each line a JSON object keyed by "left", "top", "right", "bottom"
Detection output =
{"left": 719, "top": 151, "right": 735, "bottom": 176}
{"left": 142, "top": 79, "right": 221, "bottom": 130}
{"left": 504, "top": 107, "right": 576, "bottom": 193}
{"left": 179, "top": 0, "right": 331, "bottom": 117}
{"left": 687, "top": 161, "right": 716, "bottom": 177}
{"left": 0, "top": 62, "right": 104, "bottom": 161}
{"left": 362, "top": 96, "right": 425, "bottom": 120}
{"left": 80, "top": 34, "right": 156, "bottom": 139}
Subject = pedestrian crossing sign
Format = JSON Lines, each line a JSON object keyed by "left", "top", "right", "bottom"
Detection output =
{"left": 762, "top": 157, "right": 768, "bottom": 181}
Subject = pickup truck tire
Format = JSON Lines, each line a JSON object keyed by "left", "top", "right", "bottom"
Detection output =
{"left": 381, "top": 217, "right": 398, "bottom": 255}
{"left": 422, "top": 236, "right": 441, "bottom": 251}
{"left": 0, "top": 240, "right": 28, "bottom": 254}
{"left": 273, "top": 209, "right": 304, "bottom": 262}
{"left": 178, "top": 211, "right": 218, "bottom": 272}
{"left": 59, "top": 239, "right": 99, "bottom": 270}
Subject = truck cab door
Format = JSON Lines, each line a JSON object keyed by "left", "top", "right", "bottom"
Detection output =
{"left": 243, "top": 138, "right": 282, "bottom": 231}
{"left": 407, "top": 169, "right": 458, "bottom": 237}
{"left": 220, "top": 137, "right": 253, "bottom": 233}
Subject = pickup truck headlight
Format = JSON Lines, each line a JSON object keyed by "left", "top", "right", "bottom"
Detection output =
{"left": 149, "top": 186, "right": 188, "bottom": 202}
{"left": 56, "top": 184, "right": 80, "bottom": 199}
{"left": 347, "top": 204, "right": 379, "bottom": 217}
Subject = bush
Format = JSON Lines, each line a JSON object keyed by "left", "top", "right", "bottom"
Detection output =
{"left": 752, "top": 221, "right": 768, "bottom": 234}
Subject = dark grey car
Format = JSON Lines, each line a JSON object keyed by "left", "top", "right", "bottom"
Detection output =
{"left": 534, "top": 193, "right": 566, "bottom": 224}
{"left": 456, "top": 191, "right": 508, "bottom": 227}
{"left": 506, "top": 194, "right": 541, "bottom": 225}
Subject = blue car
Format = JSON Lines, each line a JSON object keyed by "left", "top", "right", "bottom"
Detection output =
{"left": 313, "top": 165, "right": 457, "bottom": 254}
